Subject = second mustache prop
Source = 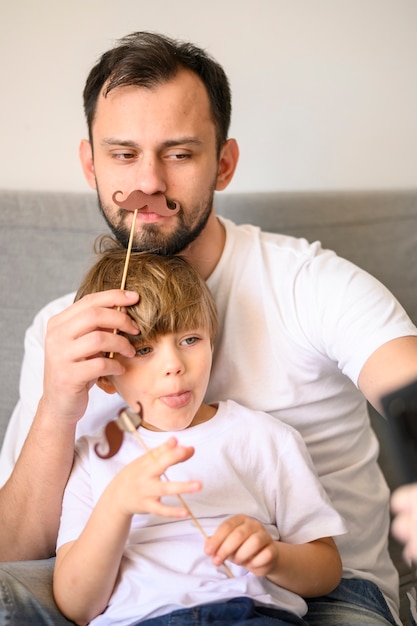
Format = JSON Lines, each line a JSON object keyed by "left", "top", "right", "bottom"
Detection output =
{"left": 96, "top": 405, "right": 234, "bottom": 578}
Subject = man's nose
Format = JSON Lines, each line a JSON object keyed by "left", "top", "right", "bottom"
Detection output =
{"left": 134, "top": 154, "right": 166, "bottom": 196}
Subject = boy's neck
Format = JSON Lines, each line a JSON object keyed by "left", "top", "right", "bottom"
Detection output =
{"left": 140, "top": 402, "right": 218, "bottom": 431}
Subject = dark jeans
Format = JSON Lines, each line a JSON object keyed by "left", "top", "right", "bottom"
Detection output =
{"left": 0, "top": 561, "right": 400, "bottom": 626}
{"left": 306, "top": 578, "right": 397, "bottom": 626}
{"left": 138, "top": 597, "right": 307, "bottom": 625}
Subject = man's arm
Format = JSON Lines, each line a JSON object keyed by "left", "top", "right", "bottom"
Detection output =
{"left": 0, "top": 289, "right": 139, "bottom": 561}
{"left": 359, "top": 336, "right": 417, "bottom": 569}
{"left": 0, "top": 407, "right": 77, "bottom": 560}
{"left": 358, "top": 335, "right": 417, "bottom": 412}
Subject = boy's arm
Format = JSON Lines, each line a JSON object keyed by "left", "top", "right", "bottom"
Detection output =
{"left": 54, "top": 488, "right": 131, "bottom": 625}
{"left": 264, "top": 536, "right": 341, "bottom": 596}
{"left": 205, "top": 514, "right": 342, "bottom": 597}
{"left": 53, "top": 437, "right": 201, "bottom": 625}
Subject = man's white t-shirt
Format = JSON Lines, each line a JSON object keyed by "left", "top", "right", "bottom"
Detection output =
{"left": 2, "top": 217, "right": 416, "bottom": 622}
{"left": 57, "top": 400, "right": 347, "bottom": 625}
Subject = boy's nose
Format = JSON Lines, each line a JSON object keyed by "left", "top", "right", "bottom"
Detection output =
{"left": 163, "top": 351, "right": 185, "bottom": 376}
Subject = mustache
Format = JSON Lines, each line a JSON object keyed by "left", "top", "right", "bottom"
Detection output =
{"left": 112, "top": 190, "right": 180, "bottom": 216}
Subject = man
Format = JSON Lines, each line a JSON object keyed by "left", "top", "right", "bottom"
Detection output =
{"left": 1, "top": 31, "right": 417, "bottom": 626}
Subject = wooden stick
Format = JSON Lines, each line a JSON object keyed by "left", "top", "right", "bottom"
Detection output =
{"left": 109, "top": 209, "right": 138, "bottom": 359}
{"left": 118, "top": 409, "right": 234, "bottom": 579}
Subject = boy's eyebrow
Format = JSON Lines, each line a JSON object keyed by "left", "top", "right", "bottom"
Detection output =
{"left": 100, "top": 137, "right": 204, "bottom": 149}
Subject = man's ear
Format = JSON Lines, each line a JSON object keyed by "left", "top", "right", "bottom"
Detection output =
{"left": 79, "top": 139, "right": 97, "bottom": 190}
{"left": 215, "top": 138, "right": 239, "bottom": 191}
{"left": 96, "top": 376, "right": 117, "bottom": 395}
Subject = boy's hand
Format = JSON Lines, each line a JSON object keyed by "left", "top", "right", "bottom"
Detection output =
{"left": 109, "top": 437, "right": 201, "bottom": 519}
{"left": 204, "top": 514, "right": 278, "bottom": 577}
{"left": 41, "top": 289, "right": 139, "bottom": 424}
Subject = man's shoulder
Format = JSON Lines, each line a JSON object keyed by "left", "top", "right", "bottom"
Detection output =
{"left": 221, "top": 216, "right": 324, "bottom": 259}
{"left": 34, "top": 292, "right": 75, "bottom": 320}
{"left": 28, "top": 292, "right": 76, "bottom": 337}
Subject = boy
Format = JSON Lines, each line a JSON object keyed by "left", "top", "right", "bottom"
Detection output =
{"left": 53, "top": 242, "right": 345, "bottom": 625}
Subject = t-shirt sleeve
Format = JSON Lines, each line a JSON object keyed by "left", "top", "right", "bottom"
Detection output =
{"left": 275, "top": 426, "right": 347, "bottom": 544}
{"left": 56, "top": 437, "right": 94, "bottom": 550}
{"left": 294, "top": 248, "right": 417, "bottom": 385}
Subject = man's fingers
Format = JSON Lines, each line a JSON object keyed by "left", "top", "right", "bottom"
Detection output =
{"left": 66, "top": 330, "right": 136, "bottom": 362}
{"left": 48, "top": 289, "right": 140, "bottom": 336}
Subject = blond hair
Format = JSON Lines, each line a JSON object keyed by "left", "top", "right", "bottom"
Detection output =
{"left": 75, "top": 238, "right": 218, "bottom": 345}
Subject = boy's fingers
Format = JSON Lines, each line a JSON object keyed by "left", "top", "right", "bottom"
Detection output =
{"left": 144, "top": 438, "right": 196, "bottom": 474}
{"left": 205, "top": 516, "right": 241, "bottom": 555}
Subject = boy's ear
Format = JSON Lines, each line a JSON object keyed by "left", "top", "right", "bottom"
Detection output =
{"left": 96, "top": 376, "right": 117, "bottom": 395}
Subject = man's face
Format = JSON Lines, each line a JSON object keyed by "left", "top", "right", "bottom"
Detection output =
{"left": 82, "top": 70, "right": 222, "bottom": 254}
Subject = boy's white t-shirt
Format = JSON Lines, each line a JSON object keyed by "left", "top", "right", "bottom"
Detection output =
{"left": 2, "top": 217, "right": 416, "bottom": 622}
{"left": 57, "top": 399, "right": 347, "bottom": 625}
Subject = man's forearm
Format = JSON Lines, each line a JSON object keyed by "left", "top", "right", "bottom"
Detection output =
{"left": 0, "top": 400, "right": 76, "bottom": 561}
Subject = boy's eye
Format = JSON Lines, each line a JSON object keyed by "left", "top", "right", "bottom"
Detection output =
{"left": 135, "top": 346, "right": 152, "bottom": 356}
{"left": 181, "top": 336, "right": 198, "bottom": 346}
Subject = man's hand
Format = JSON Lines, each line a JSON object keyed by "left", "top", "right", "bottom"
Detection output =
{"left": 391, "top": 484, "right": 417, "bottom": 563}
{"left": 41, "top": 289, "right": 139, "bottom": 424}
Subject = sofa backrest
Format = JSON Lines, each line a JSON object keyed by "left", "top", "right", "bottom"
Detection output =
{"left": 1, "top": 188, "right": 417, "bottom": 446}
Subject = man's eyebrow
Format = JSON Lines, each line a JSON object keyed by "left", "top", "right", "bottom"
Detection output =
{"left": 101, "top": 138, "right": 139, "bottom": 148}
{"left": 101, "top": 137, "right": 203, "bottom": 148}
{"left": 161, "top": 137, "right": 204, "bottom": 148}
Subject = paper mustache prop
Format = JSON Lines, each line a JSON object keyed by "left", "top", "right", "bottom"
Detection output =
{"left": 112, "top": 190, "right": 180, "bottom": 216}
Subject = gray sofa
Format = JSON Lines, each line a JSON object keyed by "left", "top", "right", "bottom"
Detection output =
{"left": 1, "top": 188, "right": 417, "bottom": 624}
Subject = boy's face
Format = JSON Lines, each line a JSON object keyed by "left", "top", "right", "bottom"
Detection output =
{"left": 99, "top": 327, "right": 213, "bottom": 431}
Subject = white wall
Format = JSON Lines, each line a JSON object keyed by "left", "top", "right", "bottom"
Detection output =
{"left": 1, "top": 0, "right": 416, "bottom": 193}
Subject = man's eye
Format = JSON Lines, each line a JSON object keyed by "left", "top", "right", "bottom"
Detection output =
{"left": 135, "top": 346, "right": 152, "bottom": 356}
{"left": 166, "top": 152, "right": 191, "bottom": 161}
{"left": 113, "top": 152, "right": 135, "bottom": 161}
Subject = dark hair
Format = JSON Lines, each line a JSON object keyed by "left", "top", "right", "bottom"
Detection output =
{"left": 83, "top": 31, "right": 231, "bottom": 150}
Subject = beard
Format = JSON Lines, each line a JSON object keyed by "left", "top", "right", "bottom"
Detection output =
{"left": 96, "top": 185, "right": 216, "bottom": 256}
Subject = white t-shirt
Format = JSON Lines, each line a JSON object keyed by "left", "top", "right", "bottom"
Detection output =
{"left": 2, "top": 217, "right": 416, "bottom": 621}
{"left": 57, "top": 399, "right": 346, "bottom": 625}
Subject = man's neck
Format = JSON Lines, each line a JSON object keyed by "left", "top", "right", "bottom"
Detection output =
{"left": 181, "top": 212, "right": 226, "bottom": 280}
